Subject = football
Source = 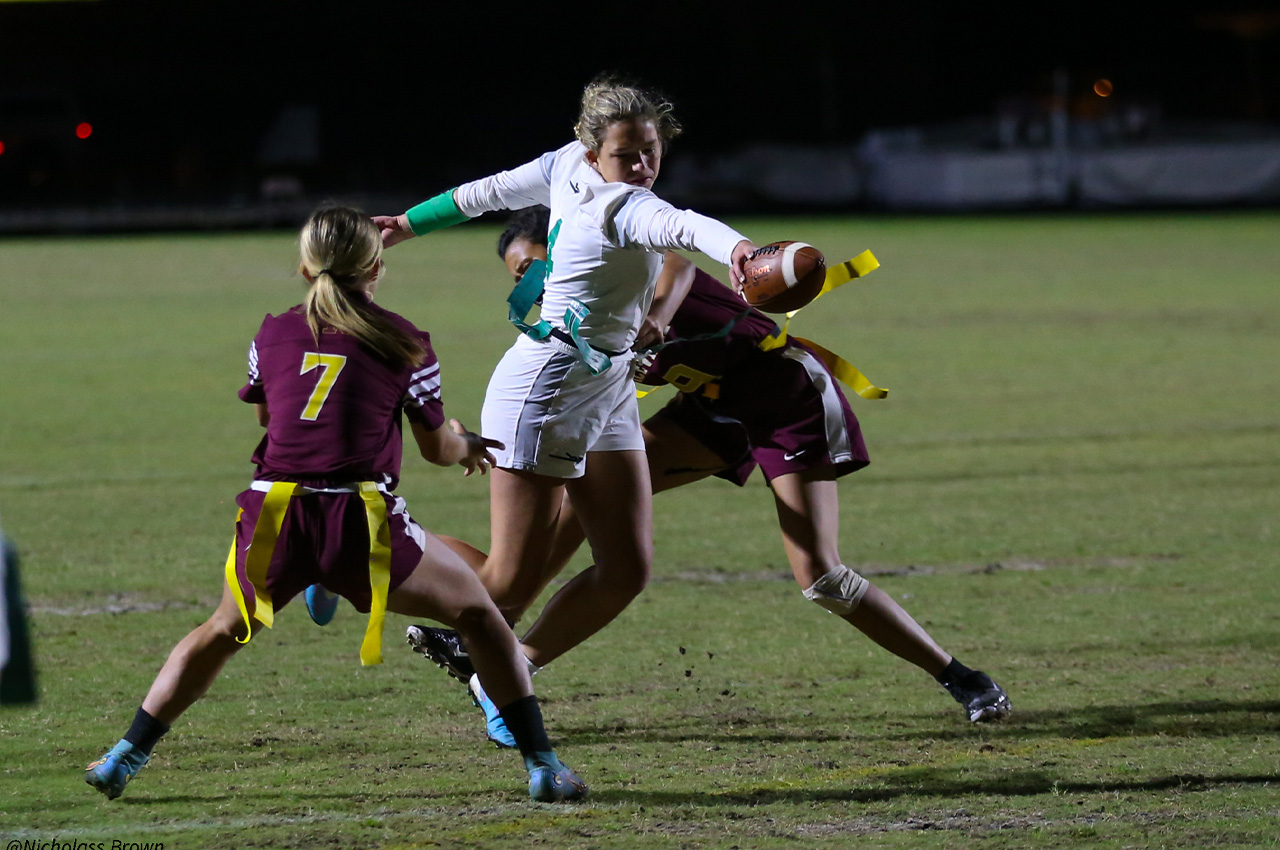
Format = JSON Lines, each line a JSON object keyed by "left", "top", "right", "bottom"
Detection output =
{"left": 740, "top": 241, "right": 827, "bottom": 313}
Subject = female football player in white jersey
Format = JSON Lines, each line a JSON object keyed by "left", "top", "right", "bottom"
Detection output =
{"left": 373, "top": 77, "right": 755, "bottom": 677}
{"left": 405, "top": 209, "right": 1010, "bottom": 751}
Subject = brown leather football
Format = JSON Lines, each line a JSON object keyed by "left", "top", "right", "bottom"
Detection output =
{"left": 740, "top": 241, "right": 827, "bottom": 313}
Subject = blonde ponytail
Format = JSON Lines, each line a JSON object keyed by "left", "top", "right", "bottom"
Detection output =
{"left": 298, "top": 207, "right": 426, "bottom": 368}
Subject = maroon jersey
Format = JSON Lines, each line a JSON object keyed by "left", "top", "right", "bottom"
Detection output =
{"left": 639, "top": 269, "right": 780, "bottom": 390}
{"left": 237, "top": 304, "right": 444, "bottom": 489}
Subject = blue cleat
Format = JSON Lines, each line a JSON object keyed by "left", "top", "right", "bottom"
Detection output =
{"left": 84, "top": 740, "right": 149, "bottom": 800}
{"left": 304, "top": 584, "right": 340, "bottom": 626}
{"left": 467, "top": 674, "right": 517, "bottom": 749}
{"left": 525, "top": 752, "right": 589, "bottom": 803}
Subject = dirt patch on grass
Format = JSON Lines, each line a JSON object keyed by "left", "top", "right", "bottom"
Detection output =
{"left": 30, "top": 591, "right": 207, "bottom": 616}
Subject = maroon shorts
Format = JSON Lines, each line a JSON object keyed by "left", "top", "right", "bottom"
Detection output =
{"left": 229, "top": 486, "right": 427, "bottom": 614}
{"left": 646, "top": 341, "right": 870, "bottom": 486}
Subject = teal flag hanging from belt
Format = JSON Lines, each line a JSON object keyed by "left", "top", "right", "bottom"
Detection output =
{"left": 505, "top": 218, "right": 611, "bottom": 376}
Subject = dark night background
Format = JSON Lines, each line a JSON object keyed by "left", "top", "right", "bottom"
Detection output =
{"left": 2, "top": 0, "right": 1279, "bottom": 212}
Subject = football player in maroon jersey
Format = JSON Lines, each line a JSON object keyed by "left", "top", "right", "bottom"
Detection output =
{"left": 86, "top": 206, "right": 586, "bottom": 803}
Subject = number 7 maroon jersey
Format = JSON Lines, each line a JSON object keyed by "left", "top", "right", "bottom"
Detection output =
{"left": 236, "top": 304, "right": 445, "bottom": 489}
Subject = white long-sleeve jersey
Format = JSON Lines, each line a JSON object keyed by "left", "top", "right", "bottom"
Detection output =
{"left": 454, "top": 141, "right": 746, "bottom": 354}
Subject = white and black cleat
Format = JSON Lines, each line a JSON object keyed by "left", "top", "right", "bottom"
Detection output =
{"left": 942, "top": 670, "right": 1012, "bottom": 723}
{"left": 406, "top": 624, "right": 476, "bottom": 684}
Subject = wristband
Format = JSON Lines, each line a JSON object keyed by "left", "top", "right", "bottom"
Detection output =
{"left": 405, "top": 190, "right": 470, "bottom": 236}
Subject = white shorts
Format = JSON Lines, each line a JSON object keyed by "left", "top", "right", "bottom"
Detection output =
{"left": 481, "top": 334, "right": 644, "bottom": 478}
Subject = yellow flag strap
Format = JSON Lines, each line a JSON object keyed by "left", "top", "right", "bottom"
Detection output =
{"left": 357, "top": 482, "right": 392, "bottom": 666}
{"left": 820, "top": 249, "right": 879, "bottom": 298}
{"left": 224, "top": 509, "right": 252, "bottom": 645}
{"left": 790, "top": 336, "right": 888, "bottom": 399}
{"left": 223, "top": 481, "right": 393, "bottom": 665}
{"left": 237, "top": 481, "right": 302, "bottom": 633}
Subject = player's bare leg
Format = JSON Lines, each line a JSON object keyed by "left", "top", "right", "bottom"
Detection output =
{"left": 142, "top": 582, "right": 260, "bottom": 724}
{"left": 85, "top": 582, "right": 256, "bottom": 799}
{"left": 397, "top": 533, "right": 589, "bottom": 798}
{"left": 527, "top": 419, "right": 726, "bottom": 617}
{"left": 769, "top": 468, "right": 950, "bottom": 675}
{"left": 478, "top": 468, "right": 567, "bottom": 623}
{"left": 388, "top": 530, "right": 534, "bottom": 709}
{"left": 640, "top": 418, "right": 732, "bottom": 493}
{"left": 519, "top": 449, "right": 653, "bottom": 667}
{"left": 409, "top": 422, "right": 724, "bottom": 682}
{"left": 467, "top": 419, "right": 727, "bottom": 626}
{"left": 770, "top": 468, "right": 1010, "bottom": 720}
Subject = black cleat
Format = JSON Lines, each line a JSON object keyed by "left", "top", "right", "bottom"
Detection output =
{"left": 941, "top": 669, "right": 1012, "bottom": 723}
{"left": 406, "top": 624, "right": 475, "bottom": 684}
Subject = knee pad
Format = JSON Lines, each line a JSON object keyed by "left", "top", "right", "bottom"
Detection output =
{"left": 802, "top": 565, "right": 869, "bottom": 615}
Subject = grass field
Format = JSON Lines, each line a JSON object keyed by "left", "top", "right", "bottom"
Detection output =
{"left": 1, "top": 211, "right": 1278, "bottom": 849}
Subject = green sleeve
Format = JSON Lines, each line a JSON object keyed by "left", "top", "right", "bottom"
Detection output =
{"left": 405, "top": 190, "right": 471, "bottom": 236}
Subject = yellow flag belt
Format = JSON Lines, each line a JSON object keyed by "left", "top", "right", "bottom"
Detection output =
{"left": 224, "top": 481, "right": 392, "bottom": 666}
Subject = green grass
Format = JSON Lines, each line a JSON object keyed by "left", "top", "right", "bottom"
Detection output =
{"left": 2, "top": 212, "right": 1278, "bottom": 848}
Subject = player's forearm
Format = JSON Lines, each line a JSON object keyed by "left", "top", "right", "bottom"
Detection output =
{"left": 420, "top": 430, "right": 467, "bottom": 467}
{"left": 412, "top": 419, "right": 459, "bottom": 466}
{"left": 404, "top": 190, "right": 470, "bottom": 236}
{"left": 649, "top": 253, "right": 697, "bottom": 328}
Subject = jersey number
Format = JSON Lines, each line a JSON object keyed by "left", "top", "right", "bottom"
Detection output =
{"left": 662, "top": 364, "right": 718, "bottom": 395}
{"left": 299, "top": 353, "right": 347, "bottom": 421}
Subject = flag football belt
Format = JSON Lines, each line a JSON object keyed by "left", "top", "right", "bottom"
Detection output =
{"left": 548, "top": 327, "right": 624, "bottom": 357}
{"left": 505, "top": 218, "right": 619, "bottom": 375}
{"left": 639, "top": 249, "right": 887, "bottom": 401}
{"left": 225, "top": 480, "right": 392, "bottom": 666}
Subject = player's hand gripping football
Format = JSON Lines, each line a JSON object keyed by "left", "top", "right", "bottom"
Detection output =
{"left": 728, "top": 239, "right": 758, "bottom": 299}
{"left": 450, "top": 419, "right": 504, "bottom": 476}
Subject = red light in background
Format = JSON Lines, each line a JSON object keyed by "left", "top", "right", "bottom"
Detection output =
{"left": 76, "top": 122, "right": 93, "bottom": 139}
{"left": 1094, "top": 79, "right": 1114, "bottom": 97}
{"left": 0, "top": 141, "right": 5, "bottom": 156}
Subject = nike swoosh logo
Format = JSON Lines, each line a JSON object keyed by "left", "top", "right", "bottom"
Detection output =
{"left": 570, "top": 181, "right": 580, "bottom": 193}
{"left": 783, "top": 450, "right": 806, "bottom": 461}
{"left": 549, "top": 452, "right": 585, "bottom": 463}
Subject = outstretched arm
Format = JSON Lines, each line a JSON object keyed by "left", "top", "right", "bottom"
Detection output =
{"left": 611, "top": 193, "right": 755, "bottom": 286}
{"left": 374, "top": 151, "right": 556, "bottom": 249}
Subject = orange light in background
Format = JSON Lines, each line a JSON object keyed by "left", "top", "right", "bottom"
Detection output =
{"left": 1094, "top": 79, "right": 1114, "bottom": 97}
{"left": 75, "top": 122, "right": 93, "bottom": 139}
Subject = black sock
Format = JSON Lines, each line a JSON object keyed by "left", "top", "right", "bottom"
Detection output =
{"left": 935, "top": 657, "right": 975, "bottom": 686}
{"left": 497, "top": 695, "right": 552, "bottom": 757}
{"left": 123, "top": 706, "right": 170, "bottom": 755}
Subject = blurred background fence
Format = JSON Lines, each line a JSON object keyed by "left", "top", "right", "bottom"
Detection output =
{"left": 2, "top": 2, "right": 1279, "bottom": 233}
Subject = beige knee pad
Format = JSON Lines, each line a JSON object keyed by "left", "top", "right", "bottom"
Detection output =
{"left": 802, "top": 565, "right": 869, "bottom": 615}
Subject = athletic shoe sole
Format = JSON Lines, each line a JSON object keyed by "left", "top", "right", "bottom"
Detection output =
{"left": 405, "top": 625, "right": 475, "bottom": 683}
{"left": 968, "top": 690, "right": 1012, "bottom": 723}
